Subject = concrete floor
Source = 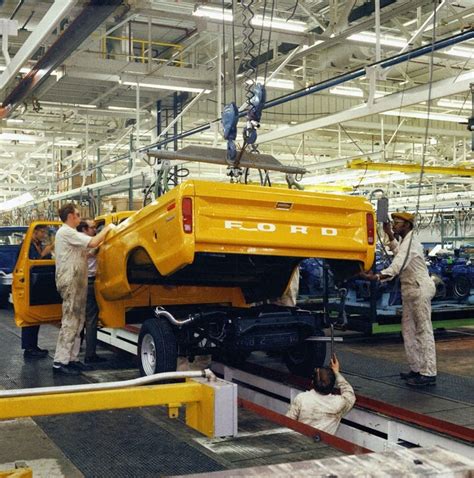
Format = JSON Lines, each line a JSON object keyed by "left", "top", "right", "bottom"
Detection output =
{"left": 1, "top": 306, "right": 473, "bottom": 476}
{"left": 0, "top": 308, "right": 343, "bottom": 477}
{"left": 338, "top": 328, "right": 474, "bottom": 377}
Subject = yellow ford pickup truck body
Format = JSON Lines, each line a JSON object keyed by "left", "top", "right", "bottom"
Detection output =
{"left": 13, "top": 180, "right": 375, "bottom": 375}
{"left": 94, "top": 180, "right": 374, "bottom": 324}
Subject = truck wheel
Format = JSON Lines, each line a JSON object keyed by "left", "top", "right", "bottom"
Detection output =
{"left": 283, "top": 331, "right": 326, "bottom": 376}
{"left": 138, "top": 319, "right": 177, "bottom": 376}
{"left": 453, "top": 276, "right": 471, "bottom": 300}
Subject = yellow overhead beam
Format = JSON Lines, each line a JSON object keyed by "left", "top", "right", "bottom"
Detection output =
{"left": 246, "top": 182, "right": 353, "bottom": 192}
{"left": 347, "top": 159, "right": 474, "bottom": 177}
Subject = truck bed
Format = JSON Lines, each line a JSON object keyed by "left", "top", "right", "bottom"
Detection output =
{"left": 96, "top": 180, "right": 375, "bottom": 303}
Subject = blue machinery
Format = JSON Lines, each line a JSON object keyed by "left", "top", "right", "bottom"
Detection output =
{"left": 298, "top": 255, "right": 474, "bottom": 335}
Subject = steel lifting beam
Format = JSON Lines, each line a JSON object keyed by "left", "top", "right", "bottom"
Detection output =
{"left": 347, "top": 159, "right": 474, "bottom": 177}
{"left": 147, "top": 145, "right": 307, "bottom": 175}
{"left": 0, "top": 373, "right": 238, "bottom": 438}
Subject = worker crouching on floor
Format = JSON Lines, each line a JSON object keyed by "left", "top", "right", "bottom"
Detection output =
{"left": 286, "top": 355, "right": 355, "bottom": 435}
{"left": 52, "top": 204, "right": 114, "bottom": 376}
{"left": 364, "top": 212, "right": 437, "bottom": 388}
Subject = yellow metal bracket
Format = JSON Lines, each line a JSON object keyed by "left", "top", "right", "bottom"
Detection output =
{"left": 0, "top": 462, "right": 32, "bottom": 478}
{"left": 0, "top": 378, "right": 237, "bottom": 438}
{"left": 168, "top": 402, "right": 182, "bottom": 419}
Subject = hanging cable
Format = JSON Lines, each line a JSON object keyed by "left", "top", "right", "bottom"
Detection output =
{"left": 386, "top": 0, "right": 438, "bottom": 281}
{"left": 231, "top": 0, "right": 237, "bottom": 103}
{"left": 221, "top": 0, "right": 227, "bottom": 106}
{"left": 263, "top": 0, "right": 276, "bottom": 82}
{"left": 241, "top": 0, "right": 257, "bottom": 106}
{"left": 286, "top": 0, "right": 298, "bottom": 22}
{"left": 254, "top": 0, "right": 269, "bottom": 82}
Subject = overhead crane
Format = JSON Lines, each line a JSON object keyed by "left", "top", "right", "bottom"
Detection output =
{"left": 347, "top": 159, "right": 474, "bottom": 177}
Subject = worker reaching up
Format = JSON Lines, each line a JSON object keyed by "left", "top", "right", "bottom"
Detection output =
{"left": 365, "top": 212, "right": 437, "bottom": 388}
{"left": 286, "top": 354, "right": 355, "bottom": 434}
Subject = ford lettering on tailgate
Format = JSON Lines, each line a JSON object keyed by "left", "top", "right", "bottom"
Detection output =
{"left": 224, "top": 220, "right": 338, "bottom": 236}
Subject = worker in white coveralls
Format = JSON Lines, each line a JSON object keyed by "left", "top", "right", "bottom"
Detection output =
{"left": 286, "top": 355, "right": 355, "bottom": 434}
{"left": 366, "top": 212, "right": 437, "bottom": 388}
{"left": 52, "top": 203, "right": 114, "bottom": 376}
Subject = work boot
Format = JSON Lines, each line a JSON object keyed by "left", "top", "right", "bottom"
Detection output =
{"left": 406, "top": 375, "right": 436, "bottom": 387}
{"left": 24, "top": 348, "right": 48, "bottom": 359}
{"left": 68, "top": 361, "right": 93, "bottom": 371}
{"left": 399, "top": 370, "right": 420, "bottom": 380}
{"left": 52, "top": 362, "right": 80, "bottom": 376}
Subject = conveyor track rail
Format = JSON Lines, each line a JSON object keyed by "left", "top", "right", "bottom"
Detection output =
{"left": 211, "top": 361, "right": 474, "bottom": 459}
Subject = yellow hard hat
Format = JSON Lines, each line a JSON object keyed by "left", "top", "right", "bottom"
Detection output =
{"left": 392, "top": 212, "right": 415, "bottom": 225}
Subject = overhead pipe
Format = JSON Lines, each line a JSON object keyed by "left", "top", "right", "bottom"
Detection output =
{"left": 2, "top": 27, "right": 11, "bottom": 64}
{"left": 141, "top": 28, "right": 474, "bottom": 152}
{"left": 0, "top": 369, "right": 216, "bottom": 398}
{"left": 9, "top": 0, "right": 26, "bottom": 20}
{"left": 0, "top": 0, "right": 123, "bottom": 119}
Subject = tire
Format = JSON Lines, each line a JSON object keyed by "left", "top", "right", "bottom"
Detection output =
{"left": 453, "top": 275, "right": 471, "bottom": 300}
{"left": 138, "top": 318, "right": 177, "bottom": 376}
{"left": 284, "top": 330, "right": 326, "bottom": 376}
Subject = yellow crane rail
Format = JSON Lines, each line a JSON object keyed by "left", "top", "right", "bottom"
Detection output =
{"left": 347, "top": 159, "right": 474, "bottom": 177}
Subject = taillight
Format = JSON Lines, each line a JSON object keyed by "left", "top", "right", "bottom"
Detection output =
{"left": 366, "top": 213, "right": 375, "bottom": 245}
{"left": 182, "top": 197, "right": 193, "bottom": 234}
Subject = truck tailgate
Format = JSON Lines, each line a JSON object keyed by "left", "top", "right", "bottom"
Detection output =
{"left": 192, "top": 182, "right": 374, "bottom": 269}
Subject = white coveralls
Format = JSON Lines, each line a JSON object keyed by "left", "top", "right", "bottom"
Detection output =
{"left": 53, "top": 224, "right": 90, "bottom": 365}
{"left": 273, "top": 268, "right": 300, "bottom": 307}
{"left": 381, "top": 231, "right": 437, "bottom": 377}
{"left": 286, "top": 372, "right": 355, "bottom": 434}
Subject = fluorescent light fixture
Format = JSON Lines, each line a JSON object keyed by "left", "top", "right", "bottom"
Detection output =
{"left": 56, "top": 139, "right": 80, "bottom": 147}
{"left": 437, "top": 98, "right": 470, "bottom": 110}
{"left": 381, "top": 110, "right": 466, "bottom": 123}
{"left": 445, "top": 46, "right": 474, "bottom": 59}
{"left": 108, "top": 106, "right": 136, "bottom": 112}
{"left": 348, "top": 31, "right": 407, "bottom": 48}
{"left": 41, "top": 101, "right": 97, "bottom": 109}
{"left": 247, "top": 76, "right": 294, "bottom": 90}
{"left": 251, "top": 15, "right": 307, "bottom": 32}
{"left": 0, "top": 133, "right": 39, "bottom": 143}
{"left": 0, "top": 192, "right": 34, "bottom": 212}
{"left": 329, "top": 86, "right": 386, "bottom": 98}
{"left": 193, "top": 5, "right": 233, "bottom": 22}
{"left": 29, "top": 153, "right": 50, "bottom": 159}
{"left": 122, "top": 80, "right": 211, "bottom": 94}
{"left": 301, "top": 170, "right": 410, "bottom": 186}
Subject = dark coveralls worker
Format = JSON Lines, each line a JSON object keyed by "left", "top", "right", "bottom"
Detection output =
{"left": 22, "top": 225, "right": 53, "bottom": 358}
{"left": 77, "top": 219, "right": 106, "bottom": 364}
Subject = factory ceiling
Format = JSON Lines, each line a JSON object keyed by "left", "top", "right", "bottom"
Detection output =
{"left": 0, "top": 0, "right": 473, "bottom": 213}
